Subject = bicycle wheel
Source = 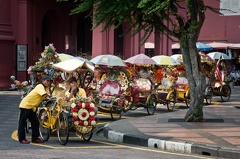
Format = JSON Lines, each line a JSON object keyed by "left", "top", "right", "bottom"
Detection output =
{"left": 205, "top": 86, "right": 213, "bottom": 104}
{"left": 167, "top": 91, "right": 176, "bottom": 111}
{"left": 220, "top": 84, "right": 231, "bottom": 102}
{"left": 57, "top": 112, "right": 69, "bottom": 145}
{"left": 38, "top": 109, "right": 50, "bottom": 141}
{"left": 110, "top": 98, "right": 124, "bottom": 120}
{"left": 82, "top": 131, "right": 93, "bottom": 141}
{"left": 147, "top": 94, "right": 157, "bottom": 115}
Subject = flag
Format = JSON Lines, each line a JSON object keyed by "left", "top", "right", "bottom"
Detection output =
{"left": 215, "top": 56, "right": 222, "bottom": 83}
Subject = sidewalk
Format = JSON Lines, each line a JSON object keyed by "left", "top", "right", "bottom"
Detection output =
{"left": 102, "top": 86, "right": 240, "bottom": 159}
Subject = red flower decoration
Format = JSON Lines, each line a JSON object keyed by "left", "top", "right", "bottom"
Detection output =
{"left": 134, "top": 94, "right": 139, "bottom": 102}
{"left": 79, "top": 120, "right": 84, "bottom": 126}
{"left": 72, "top": 116, "right": 78, "bottom": 121}
{"left": 88, "top": 120, "right": 92, "bottom": 125}
{"left": 72, "top": 107, "right": 78, "bottom": 113}
{"left": 71, "top": 102, "right": 96, "bottom": 127}
{"left": 85, "top": 102, "right": 90, "bottom": 109}
{"left": 82, "top": 112, "right": 87, "bottom": 117}
{"left": 89, "top": 107, "right": 95, "bottom": 112}
{"left": 78, "top": 102, "right": 82, "bottom": 108}
{"left": 89, "top": 116, "right": 95, "bottom": 121}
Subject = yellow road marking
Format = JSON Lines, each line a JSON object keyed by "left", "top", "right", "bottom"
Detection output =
{"left": 11, "top": 130, "right": 19, "bottom": 141}
{"left": 12, "top": 130, "right": 213, "bottom": 158}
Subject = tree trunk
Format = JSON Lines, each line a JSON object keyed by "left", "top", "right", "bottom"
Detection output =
{"left": 181, "top": 39, "right": 205, "bottom": 122}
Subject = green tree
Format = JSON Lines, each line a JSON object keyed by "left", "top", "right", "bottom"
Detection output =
{"left": 59, "top": 0, "right": 220, "bottom": 122}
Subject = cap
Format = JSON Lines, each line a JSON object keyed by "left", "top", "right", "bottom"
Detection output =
{"left": 42, "top": 75, "right": 52, "bottom": 81}
{"left": 68, "top": 77, "right": 77, "bottom": 83}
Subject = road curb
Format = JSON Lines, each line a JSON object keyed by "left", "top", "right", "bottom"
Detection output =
{"left": 103, "top": 124, "right": 240, "bottom": 159}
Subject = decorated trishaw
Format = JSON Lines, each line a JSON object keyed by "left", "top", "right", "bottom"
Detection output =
{"left": 17, "top": 44, "right": 97, "bottom": 145}
{"left": 152, "top": 65, "right": 178, "bottom": 111}
{"left": 205, "top": 52, "right": 232, "bottom": 102}
{"left": 174, "top": 64, "right": 190, "bottom": 107}
{"left": 125, "top": 64, "right": 157, "bottom": 115}
{"left": 124, "top": 54, "right": 157, "bottom": 115}
{"left": 171, "top": 53, "right": 217, "bottom": 106}
{"left": 93, "top": 65, "right": 130, "bottom": 120}
{"left": 92, "top": 54, "right": 157, "bottom": 120}
{"left": 151, "top": 55, "right": 178, "bottom": 111}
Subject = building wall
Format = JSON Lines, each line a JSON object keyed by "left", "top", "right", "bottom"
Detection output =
{"left": 0, "top": 0, "right": 16, "bottom": 89}
{"left": 0, "top": 0, "right": 240, "bottom": 89}
{"left": 200, "top": 1, "right": 240, "bottom": 43}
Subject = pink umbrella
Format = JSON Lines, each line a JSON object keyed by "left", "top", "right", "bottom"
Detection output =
{"left": 229, "top": 43, "right": 240, "bottom": 49}
{"left": 207, "top": 42, "right": 231, "bottom": 49}
{"left": 125, "top": 53, "right": 156, "bottom": 65}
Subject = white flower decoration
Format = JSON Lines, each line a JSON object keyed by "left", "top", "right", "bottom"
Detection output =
{"left": 78, "top": 108, "right": 89, "bottom": 121}
{"left": 71, "top": 103, "right": 76, "bottom": 108}
{"left": 72, "top": 112, "right": 78, "bottom": 117}
{"left": 84, "top": 121, "right": 88, "bottom": 126}
{"left": 90, "top": 112, "right": 95, "bottom": 116}
{"left": 82, "top": 103, "right": 85, "bottom": 108}
{"left": 90, "top": 103, "right": 95, "bottom": 108}
{"left": 74, "top": 121, "right": 79, "bottom": 125}
{"left": 82, "top": 126, "right": 87, "bottom": 132}
{"left": 91, "top": 120, "right": 96, "bottom": 126}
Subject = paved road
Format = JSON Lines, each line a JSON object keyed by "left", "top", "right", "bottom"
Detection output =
{"left": 0, "top": 91, "right": 222, "bottom": 159}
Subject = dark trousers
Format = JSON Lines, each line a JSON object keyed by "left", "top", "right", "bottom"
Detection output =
{"left": 18, "top": 108, "right": 39, "bottom": 142}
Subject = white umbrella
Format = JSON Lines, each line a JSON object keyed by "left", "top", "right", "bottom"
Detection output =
{"left": 90, "top": 54, "right": 126, "bottom": 66}
{"left": 151, "top": 55, "right": 180, "bottom": 65}
{"left": 207, "top": 52, "right": 231, "bottom": 60}
{"left": 52, "top": 59, "right": 94, "bottom": 73}
{"left": 57, "top": 53, "right": 75, "bottom": 61}
{"left": 171, "top": 54, "right": 183, "bottom": 63}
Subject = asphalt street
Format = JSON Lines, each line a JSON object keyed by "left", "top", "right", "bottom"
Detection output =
{"left": 0, "top": 91, "right": 220, "bottom": 159}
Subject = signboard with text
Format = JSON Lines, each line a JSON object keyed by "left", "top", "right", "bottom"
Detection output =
{"left": 17, "top": 44, "right": 28, "bottom": 71}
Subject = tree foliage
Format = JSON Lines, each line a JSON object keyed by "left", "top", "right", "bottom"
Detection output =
{"left": 58, "top": 0, "right": 218, "bottom": 43}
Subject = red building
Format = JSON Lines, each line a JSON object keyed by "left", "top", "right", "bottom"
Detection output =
{"left": 0, "top": 0, "right": 240, "bottom": 89}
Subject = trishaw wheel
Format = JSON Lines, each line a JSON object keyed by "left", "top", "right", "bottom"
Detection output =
{"left": 57, "top": 112, "right": 69, "bottom": 145}
{"left": 110, "top": 98, "right": 124, "bottom": 120}
{"left": 220, "top": 84, "right": 231, "bottom": 102}
{"left": 38, "top": 109, "right": 50, "bottom": 141}
{"left": 147, "top": 94, "right": 157, "bottom": 115}
{"left": 82, "top": 131, "right": 93, "bottom": 141}
{"left": 167, "top": 92, "right": 176, "bottom": 111}
{"left": 205, "top": 86, "right": 213, "bottom": 105}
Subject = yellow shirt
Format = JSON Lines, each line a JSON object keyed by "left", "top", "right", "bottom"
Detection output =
{"left": 19, "top": 84, "right": 47, "bottom": 109}
{"left": 65, "top": 87, "right": 86, "bottom": 98}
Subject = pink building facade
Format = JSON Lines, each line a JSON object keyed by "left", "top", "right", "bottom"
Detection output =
{"left": 0, "top": 0, "right": 240, "bottom": 88}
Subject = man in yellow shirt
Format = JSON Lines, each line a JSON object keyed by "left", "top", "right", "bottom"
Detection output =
{"left": 18, "top": 76, "right": 51, "bottom": 144}
{"left": 65, "top": 77, "right": 98, "bottom": 116}
{"left": 65, "top": 77, "right": 86, "bottom": 100}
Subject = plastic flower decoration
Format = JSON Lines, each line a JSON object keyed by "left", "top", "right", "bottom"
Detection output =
{"left": 71, "top": 101, "right": 96, "bottom": 127}
{"left": 10, "top": 75, "right": 29, "bottom": 94}
{"left": 31, "top": 43, "right": 60, "bottom": 72}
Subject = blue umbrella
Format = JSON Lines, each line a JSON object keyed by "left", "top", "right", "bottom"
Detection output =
{"left": 196, "top": 42, "right": 213, "bottom": 52}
